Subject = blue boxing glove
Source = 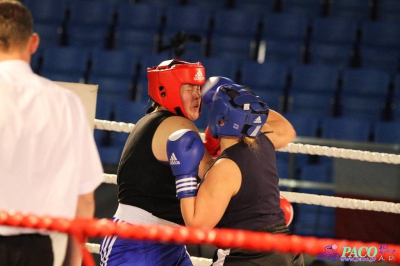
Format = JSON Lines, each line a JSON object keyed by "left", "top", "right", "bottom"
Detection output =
{"left": 167, "top": 129, "right": 205, "bottom": 200}
{"left": 202, "top": 76, "right": 235, "bottom": 110}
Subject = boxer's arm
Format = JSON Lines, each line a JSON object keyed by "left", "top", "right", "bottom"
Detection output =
{"left": 263, "top": 110, "right": 296, "bottom": 149}
{"left": 153, "top": 116, "right": 213, "bottom": 178}
{"left": 180, "top": 158, "right": 241, "bottom": 228}
{"left": 62, "top": 192, "right": 95, "bottom": 266}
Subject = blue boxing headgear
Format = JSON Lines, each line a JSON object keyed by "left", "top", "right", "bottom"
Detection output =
{"left": 208, "top": 84, "right": 269, "bottom": 138}
{"left": 202, "top": 76, "right": 235, "bottom": 110}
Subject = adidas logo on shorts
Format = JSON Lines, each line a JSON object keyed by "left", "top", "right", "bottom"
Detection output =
{"left": 169, "top": 153, "right": 180, "bottom": 165}
{"left": 194, "top": 69, "right": 205, "bottom": 81}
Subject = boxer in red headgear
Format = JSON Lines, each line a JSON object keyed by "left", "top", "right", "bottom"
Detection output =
{"left": 100, "top": 59, "right": 213, "bottom": 266}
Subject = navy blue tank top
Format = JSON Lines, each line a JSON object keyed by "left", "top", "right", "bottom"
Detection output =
{"left": 117, "top": 110, "right": 184, "bottom": 225}
{"left": 214, "top": 133, "right": 285, "bottom": 231}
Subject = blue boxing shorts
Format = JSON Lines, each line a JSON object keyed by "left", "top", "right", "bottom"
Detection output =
{"left": 99, "top": 204, "right": 193, "bottom": 266}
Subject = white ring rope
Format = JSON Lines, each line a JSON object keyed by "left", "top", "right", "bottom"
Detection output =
{"left": 95, "top": 119, "right": 400, "bottom": 214}
{"left": 100, "top": 172, "right": 400, "bottom": 214}
{"left": 94, "top": 119, "right": 400, "bottom": 164}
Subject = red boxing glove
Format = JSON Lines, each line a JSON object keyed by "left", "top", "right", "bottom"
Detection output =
{"left": 280, "top": 195, "right": 294, "bottom": 226}
{"left": 204, "top": 127, "right": 221, "bottom": 159}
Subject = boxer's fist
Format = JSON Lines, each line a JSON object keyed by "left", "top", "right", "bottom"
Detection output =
{"left": 202, "top": 76, "right": 235, "bottom": 110}
{"left": 280, "top": 195, "right": 294, "bottom": 226}
{"left": 167, "top": 129, "right": 205, "bottom": 199}
{"left": 204, "top": 126, "right": 221, "bottom": 158}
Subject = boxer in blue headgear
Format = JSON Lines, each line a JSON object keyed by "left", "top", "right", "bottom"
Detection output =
{"left": 202, "top": 76, "right": 235, "bottom": 111}
{"left": 201, "top": 76, "right": 236, "bottom": 158}
{"left": 208, "top": 84, "right": 269, "bottom": 138}
{"left": 167, "top": 84, "right": 304, "bottom": 266}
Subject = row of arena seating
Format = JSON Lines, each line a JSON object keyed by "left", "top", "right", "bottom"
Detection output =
{"left": 29, "top": 1, "right": 400, "bottom": 76}
{"left": 23, "top": 0, "right": 400, "bottom": 24}
{"left": 30, "top": 46, "right": 400, "bottom": 122}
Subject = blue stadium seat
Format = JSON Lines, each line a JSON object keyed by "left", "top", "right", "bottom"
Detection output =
{"left": 114, "top": 29, "right": 157, "bottom": 55}
{"left": 288, "top": 64, "right": 340, "bottom": 96}
{"left": 211, "top": 35, "right": 256, "bottom": 62}
{"left": 360, "top": 21, "right": 400, "bottom": 51}
{"left": 283, "top": 113, "right": 320, "bottom": 137}
{"left": 234, "top": 0, "right": 275, "bottom": 14}
{"left": 67, "top": 1, "right": 115, "bottom": 28}
{"left": 373, "top": 121, "right": 400, "bottom": 144}
{"left": 200, "top": 57, "right": 239, "bottom": 81}
{"left": 261, "top": 13, "right": 309, "bottom": 42}
{"left": 276, "top": 160, "right": 290, "bottom": 179}
{"left": 34, "top": 23, "right": 62, "bottom": 47}
{"left": 40, "top": 72, "right": 85, "bottom": 83}
{"left": 292, "top": 194, "right": 336, "bottom": 238}
{"left": 89, "top": 76, "right": 133, "bottom": 101}
{"left": 133, "top": 80, "right": 150, "bottom": 104}
{"left": 89, "top": 49, "right": 139, "bottom": 80}
{"left": 213, "top": 9, "right": 261, "bottom": 38}
{"left": 26, "top": 0, "right": 68, "bottom": 25}
{"left": 339, "top": 96, "right": 386, "bottom": 122}
{"left": 97, "top": 145, "right": 123, "bottom": 165}
{"left": 30, "top": 48, "right": 42, "bottom": 73}
{"left": 281, "top": 0, "right": 325, "bottom": 19}
{"left": 310, "top": 17, "right": 359, "bottom": 46}
{"left": 114, "top": 99, "right": 150, "bottom": 124}
{"left": 377, "top": 0, "right": 400, "bottom": 22}
{"left": 115, "top": 3, "right": 164, "bottom": 32}
{"left": 252, "top": 90, "right": 285, "bottom": 113}
{"left": 95, "top": 95, "right": 113, "bottom": 121}
{"left": 67, "top": 25, "right": 109, "bottom": 49}
{"left": 341, "top": 68, "right": 391, "bottom": 100}
{"left": 261, "top": 39, "right": 305, "bottom": 65}
{"left": 328, "top": 0, "right": 372, "bottom": 22}
{"left": 393, "top": 74, "right": 400, "bottom": 100}
{"left": 307, "top": 42, "right": 353, "bottom": 69}
{"left": 145, "top": 0, "right": 179, "bottom": 8}
{"left": 359, "top": 46, "right": 400, "bottom": 75}
{"left": 239, "top": 60, "right": 289, "bottom": 93}
{"left": 321, "top": 116, "right": 372, "bottom": 142}
{"left": 158, "top": 31, "right": 206, "bottom": 61}
{"left": 164, "top": 5, "right": 212, "bottom": 36}
{"left": 286, "top": 92, "right": 335, "bottom": 118}
{"left": 137, "top": 54, "right": 170, "bottom": 81}
{"left": 40, "top": 46, "right": 90, "bottom": 80}
{"left": 298, "top": 163, "right": 334, "bottom": 183}
{"left": 184, "top": 0, "right": 227, "bottom": 11}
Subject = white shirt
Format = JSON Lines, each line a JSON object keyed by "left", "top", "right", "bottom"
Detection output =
{"left": 0, "top": 60, "right": 104, "bottom": 235}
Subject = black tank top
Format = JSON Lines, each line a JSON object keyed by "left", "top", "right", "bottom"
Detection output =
{"left": 214, "top": 133, "right": 285, "bottom": 231}
{"left": 117, "top": 110, "right": 184, "bottom": 225}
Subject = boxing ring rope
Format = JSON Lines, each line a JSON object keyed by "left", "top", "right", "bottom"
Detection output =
{"left": 4, "top": 117, "right": 398, "bottom": 265}
{"left": 101, "top": 173, "right": 400, "bottom": 214}
{"left": 1, "top": 210, "right": 399, "bottom": 266}
{"left": 95, "top": 118, "right": 400, "bottom": 213}
{"left": 94, "top": 119, "right": 400, "bottom": 165}
{"left": 90, "top": 118, "right": 400, "bottom": 263}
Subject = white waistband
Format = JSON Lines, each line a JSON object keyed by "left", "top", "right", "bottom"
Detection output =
{"left": 114, "top": 204, "right": 179, "bottom": 227}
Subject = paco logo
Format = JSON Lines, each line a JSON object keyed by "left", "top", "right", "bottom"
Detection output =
{"left": 318, "top": 244, "right": 397, "bottom": 263}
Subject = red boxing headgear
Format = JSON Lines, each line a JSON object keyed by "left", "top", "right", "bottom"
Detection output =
{"left": 147, "top": 59, "right": 206, "bottom": 119}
